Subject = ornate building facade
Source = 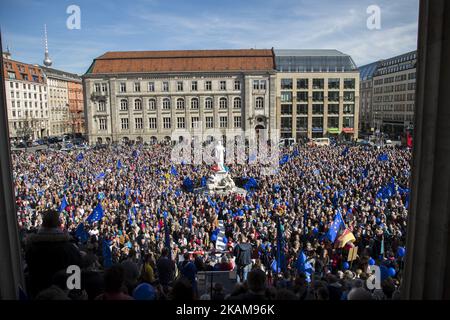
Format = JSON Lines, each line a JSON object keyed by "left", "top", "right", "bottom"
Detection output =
{"left": 83, "top": 49, "right": 277, "bottom": 145}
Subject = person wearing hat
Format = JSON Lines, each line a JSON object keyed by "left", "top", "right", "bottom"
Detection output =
{"left": 133, "top": 283, "right": 157, "bottom": 300}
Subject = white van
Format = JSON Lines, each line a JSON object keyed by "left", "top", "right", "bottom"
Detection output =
{"left": 312, "top": 138, "right": 330, "bottom": 146}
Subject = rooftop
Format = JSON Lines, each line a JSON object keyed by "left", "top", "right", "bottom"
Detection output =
{"left": 40, "top": 66, "right": 81, "bottom": 82}
{"left": 85, "top": 49, "right": 275, "bottom": 75}
{"left": 274, "top": 49, "right": 358, "bottom": 73}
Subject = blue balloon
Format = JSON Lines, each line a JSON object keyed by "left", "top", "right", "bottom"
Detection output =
{"left": 368, "top": 258, "right": 375, "bottom": 266}
{"left": 388, "top": 267, "right": 396, "bottom": 277}
{"left": 343, "top": 262, "right": 350, "bottom": 270}
{"left": 397, "top": 247, "right": 406, "bottom": 258}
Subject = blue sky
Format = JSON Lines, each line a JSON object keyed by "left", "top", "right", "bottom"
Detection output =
{"left": 0, "top": 0, "right": 419, "bottom": 75}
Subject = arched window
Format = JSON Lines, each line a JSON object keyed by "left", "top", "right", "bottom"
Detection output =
{"left": 219, "top": 97, "right": 227, "bottom": 109}
{"left": 162, "top": 98, "right": 171, "bottom": 110}
{"left": 191, "top": 98, "right": 199, "bottom": 109}
{"left": 120, "top": 99, "right": 128, "bottom": 111}
{"left": 205, "top": 98, "right": 213, "bottom": 109}
{"left": 233, "top": 97, "right": 241, "bottom": 109}
{"left": 255, "top": 97, "right": 264, "bottom": 109}
{"left": 177, "top": 98, "right": 185, "bottom": 110}
{"left": 148, "top": 98, "right": 156, "bottom": 110}
{"left": 135, "top": 99, "right": 142, "bottom": 110}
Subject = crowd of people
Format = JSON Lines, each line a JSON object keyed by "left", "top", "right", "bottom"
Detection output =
{"left": 13, "top": 139, "right": 411, "bottom": 300}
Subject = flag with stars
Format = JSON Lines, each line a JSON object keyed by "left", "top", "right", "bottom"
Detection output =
{"left": 326, "top": 210, "right": 345, "bottom": 242}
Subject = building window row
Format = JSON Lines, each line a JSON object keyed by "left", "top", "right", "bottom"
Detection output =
{"left": 117, "top": 79, "right": 242, "bottom": 93}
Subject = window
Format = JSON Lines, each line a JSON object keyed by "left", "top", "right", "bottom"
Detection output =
{"left": 219, "top": 97, "right": 228, "bottom": 109}
{"left": 148, "top": 99, "right": 156, "bottom": 110}
{"left": 101, "top": 83, "right": 108, "bottom": 92}
{"left": 120, "top": 99, "right": 128, "bottom": 111}
{"left": 255, "top": 97, "right": 264, "bottom": 109}
{"left": 328, "top": 117, "right": 339, "bottom": 128}
{"left": 205, "top": 116, "right": 214, "bottom": 128}
{"left": 253, "top": 80, "right": 259, "bottom": 90}
{"left": 259, "top": 80, "right": 266, "bottom": 90}
{"left": 162, "top": 98, "right": 171, "bottom": 110}
{"left": 148, "top": 82, "right": 155, "bottom": 92}
{"left": 297, "top": 79, "right": 308, "bottom": 90}
{"left": 344, "top": 92, "right": 355, "bottom": 102}
{"left": 343, "top": 104, "right": 354, "bottom": 115}
{"left": 281, "top": 118, "right": 292, "bottom": 131}
{"left": 149, "top": 118, "right": 157, "bottom": 129}
{"left": 119, "top": 83, "right": 127, "bottom": 92}
{"left": 135, "top": 99, "right": 142, "bottom": 110}
{"left": 9, "top": 82, "right": 13, "bottom": 88}
{"left": 99, "top": 118, "right": 107, "bottom": 131}
{"left": 163, "top": 117, "right": 171, "bottom": 129}
{"left": 191, "top": 81, "right": 198, "bottom": 91}
{"left": 220, "top": 81, "right": 226, "bottom": 90}
{"left": 94, "top": 84, "right": 101, "bottom": 93}
{"left": 281, "top": 104, "right": 292, "bottom": 115}
{"left": 312, "top": 117, "right": 323, "bottom": 129}
{"left": 313, "top": 79, "right": 324, "bottom": 89}
{"left": 312, "top": 104, "right": 324, "bottom": 115}
{"left": 328, "top": 91, "right": 339, "bottom": 102}
{"left": 344, "top": 79, "right": 355, "bottom": 89}
{"left": 135, "top": 118, "right": 143, "bottom": 129}
{"left": 162, "top": 81, "right": 169, "bottom": 92}
{"left": 219, "top": 116, "right": 228, "bottom": 128}
{"left": 205, "top": 81, "right": 212, "bottom": 91}
{"left": 134, "top": 83, "right": 141, "bottom": 92}
{"left": 191, "top": 98, "right": 199, "bottom": 109}
{"left": 233, "top": 97, "right": 241, "bottom": 109}
{"left": 297, "top": 92, "right": 308, "bottom": 102}
{"left": 191, "top": 116, "right": 200, "bottom": 128}
{"left": 176, "top": 98, "right": 185, "bottom": 110}
{"left": 297, "top": 104, "right": 308, "bottom": 115}
{"left": 281, "top": 92, "right": 292, "bottom": 103}
{"left": 177, "top": 81, "right": 184, "bottom": 91}
{"left": 234, "top": 116, "right": 242, "bottom": 128}
{"left": 343, "top": 117, "right": 354, "bottom": 128}
{"left": 313, "top": 92, "right": 324, "bottom": 102}
{"left": 281, "top": 79, "right": 293, "bottom": 90}
{"left": 177, "top": 117, "right": 185, "bottom": 129}
{"left": 328, "top": 78, "right": 340, "bottom": 90}
{"left": 328, "top": 104, "right": 339, "bottom": 114}
{"left": 121, "top": 118, "right": 129, "bottom": 130}
{"left": 297, "top": 117, "right": 308, "bottom": 131}
{"left": 98, "top": 101, "right": 106, "bottom": 112}
{"left": 205, "top": 98, "right": 213, "bottom": 109}
{"left": 234, "top": 80, "right": 241, "bottom": 90}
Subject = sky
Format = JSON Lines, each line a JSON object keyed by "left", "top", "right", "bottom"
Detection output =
{"left": 0, "top": 0, "right": 419, "bottom": 75}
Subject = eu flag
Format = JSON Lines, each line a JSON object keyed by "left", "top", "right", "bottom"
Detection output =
{"left": 378, "top": 153, "right": 389, "bottom": 162}
{"left": 76, "top": 153, "right": 84, "bottom": 162}
{"left": 117, "top": 160, "right": 122, "bottom": 170}
{"left": 59, "top": 196, "right": 68, "bottom": 213}
{"left": 326, "top": 210, "right": 345, "bottom": 242}
{"left": 86, "top": 203, "right": 104, "bottom": 223}
{"left": 279, "top": 154, "right": 290, "bottom": 165}
{"left": 183, "top": 177, "right": 194, "bottom": 192}
{"left": 296, "top": 250, "right": 314, "bottom": 282}
{"left": 75, "top": 223, "right": 89, "bottom": 243}
{"left": 170, "top": 165, "right": 178, "bottom": 176}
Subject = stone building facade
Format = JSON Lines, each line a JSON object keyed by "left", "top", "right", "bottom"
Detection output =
{"left": 68, "top": 81, "right": 85, "bottom": 134}
{"left": 2, "top": 51, "right": 49, "bottom": 140}
{"left": 274, "top": 50, "right": 360, "bottom": 140}
{"left": 83, "top": 50, "right": 276, "bottom": 145}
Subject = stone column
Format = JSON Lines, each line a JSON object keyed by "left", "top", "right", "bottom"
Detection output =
{"left": 0, "top": 35, "right": 25, "bottom": 299}
{"left": 402, "top": 0, "right": 450, "bottom": 300}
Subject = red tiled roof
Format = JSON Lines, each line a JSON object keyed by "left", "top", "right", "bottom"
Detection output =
{"left": 87, "top": 49, "right": 275, "bottom": 74}
{"left": 3, "top": 58, "right": 45, "bottom": 84}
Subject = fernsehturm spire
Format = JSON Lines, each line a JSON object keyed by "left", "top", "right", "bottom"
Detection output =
{"left": 43, "top": 24, "right": 52, "bottom": 67}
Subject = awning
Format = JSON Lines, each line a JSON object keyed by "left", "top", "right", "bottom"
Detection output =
{"left": 342, "top": 128, "right": 354, "bottom": 133}
{"left": 328, "top": 128, "right": 340, "bottom": 134}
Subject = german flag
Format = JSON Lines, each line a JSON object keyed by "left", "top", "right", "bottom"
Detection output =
{"left": 336, "top": 229, "right": 356, "bottom": 248}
